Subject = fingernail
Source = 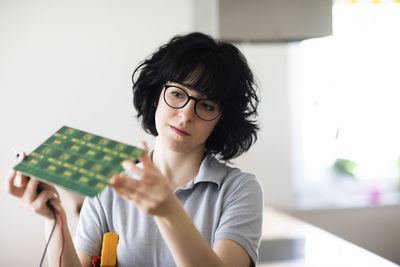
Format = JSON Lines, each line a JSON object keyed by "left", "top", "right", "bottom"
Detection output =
{"left": 109, "top": 176, "right": 117, "bottom": 185}
{"left": 122, "top": 160, "right": 132, "bottom": 168}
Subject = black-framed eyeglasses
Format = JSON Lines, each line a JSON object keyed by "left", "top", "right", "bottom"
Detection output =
{"left": 163, "top": 85, "right": 221, "bottom": 121}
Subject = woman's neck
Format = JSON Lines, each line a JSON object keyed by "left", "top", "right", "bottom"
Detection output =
{"left": 152, "top": 138, "right": 205, "bottom": 190}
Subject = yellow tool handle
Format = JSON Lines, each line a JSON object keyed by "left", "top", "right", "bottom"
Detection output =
{"left": 100, "top": 232, "right": 119, "bottom": 267}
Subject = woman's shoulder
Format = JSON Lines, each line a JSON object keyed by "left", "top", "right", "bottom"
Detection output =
{"left": 90, "top": 183, "right": 130, "bottom": 210}
{"left": 204, "top": 155, "right": 261, "bottom": 191}
{"left": 205, "top": 155, "right": 255, "bottom": 176}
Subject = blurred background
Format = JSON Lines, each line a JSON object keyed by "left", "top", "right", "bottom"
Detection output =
{"left": 1, "top": 0, "right": 399, "bottom": 266}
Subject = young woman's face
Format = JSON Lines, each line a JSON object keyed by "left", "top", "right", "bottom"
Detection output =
{"left": 155, "top": 82, "right": 221, "bottom": 154}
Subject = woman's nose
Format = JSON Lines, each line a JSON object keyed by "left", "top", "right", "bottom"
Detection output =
{"left": 179, "top": 99, "right": 196, "bottom": 121}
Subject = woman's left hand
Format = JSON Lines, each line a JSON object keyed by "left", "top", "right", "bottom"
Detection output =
{"left": 109, "top": 142, "right": 174, "bottom": 217}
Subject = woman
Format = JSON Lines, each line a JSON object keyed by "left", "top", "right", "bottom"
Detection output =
{"left": 6, "top": 32, "right": 263, "bottom": 267}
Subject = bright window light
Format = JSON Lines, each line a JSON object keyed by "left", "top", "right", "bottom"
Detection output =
{"left": 300, "top": 1, "right": 400, "bottom": 205}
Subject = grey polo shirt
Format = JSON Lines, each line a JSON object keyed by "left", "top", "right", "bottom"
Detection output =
{"left": 74, "top": 154, "right": 263, "bottom": 266}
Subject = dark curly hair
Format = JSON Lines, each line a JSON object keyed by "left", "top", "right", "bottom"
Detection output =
{"left": 132, "top": 32, "right": 259, "bottom": 161}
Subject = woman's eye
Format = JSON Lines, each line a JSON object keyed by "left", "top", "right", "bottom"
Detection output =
{"left": 171, "top": 90, "right": 184, "bottom": 98}
{"left": 201, "top": 103, "right": 215, "bottom": 111}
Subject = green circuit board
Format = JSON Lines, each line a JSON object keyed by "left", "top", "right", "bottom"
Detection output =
{"left": 14, "top": 126, "right": 145, "bottom": 197}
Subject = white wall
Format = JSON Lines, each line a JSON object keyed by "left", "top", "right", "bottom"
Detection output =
{"left": 0, "top": 1, "right": 300, "bottom": 266}
{"left": 233, "top": 43, "right": 303, "bottom": 208}
{"left": 0, "top": 1, "right": 193, "bottom": 266}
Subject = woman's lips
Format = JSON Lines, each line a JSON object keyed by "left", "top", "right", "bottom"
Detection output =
{"left": 170, "top": 125, "right": 190, "bottom": 136}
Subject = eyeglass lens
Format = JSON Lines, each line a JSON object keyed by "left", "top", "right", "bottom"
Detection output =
{"left": 164, "top": 86, "right": 220, "bottom": 121}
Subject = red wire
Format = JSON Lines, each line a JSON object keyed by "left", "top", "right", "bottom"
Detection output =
{"left": 53, "top": 207, "right": 64, "bottom": 267}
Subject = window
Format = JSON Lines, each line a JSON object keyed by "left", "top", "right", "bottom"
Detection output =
{"left": 299, "top": 0, "right": 400, "bottom": 207}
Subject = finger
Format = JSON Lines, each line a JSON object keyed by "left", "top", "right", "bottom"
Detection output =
{"left": 15, "top": 152, "right": 31, "bottom": 187}
{"left": 118, "top": 187, "right": 166, "bottom": 215}
{"left": 23, "top": 178, "right": 40, "bottom": 204}
{"left": 38, "top": 182, "right": 58, "bottom": 195}
{"left": 139, "top": 153, "right": 153, "bottom": 169}
{"left": 110, "top": 182, "right": 138, "bottom": 202}
{"left": 110, "top": 175, "right": 142, "bottom": 190}
{"left": 137, "top": 141, "right": 153, "bottom": 168}
{"left": 14, "top": 152, "right": 25, "bottom": 186}
{"left": 48, "top": 198, "right": 62, "bottom": 211}
{"left": 111, "top": 185, "right": 135, "bottom": 201}
{"left": 18, "top": 173, "right": 30, "bottom": 188}
{"left": 121, "top": 161, "right": 158, "bottom": 184}
{"left": 111, "top": 183, "right": 148, "bottom": 205}
{"left": 112, "top": 175, "right": 153, "bottom": 193}
{"left": 121, "top": 160, "right": 145, "bottom": 177}
{"left": 124, "top": 189, "right": 148, "bottom": 206}
{"left": 5, "top": 169, "right": 23, "bottom": 197}
{"left": 15, "top": 170, "right": 30, "bottom": 188}
{"left": 111, "top": 174, "right": 167, "bottom": 209}
{"left": 17, "top": 151, "right": 26, "bottom": 163}
{"left": 30, "top": 190, "right": 59, "bottom": 219}
{"left": 138, "top": 141, "right": 148, "bottom": 151}
{"left": 6, "top": 169, "right": 29, "bottom": 197}
{"left": 110, "top": 175, "right": 154, "bottom": 200}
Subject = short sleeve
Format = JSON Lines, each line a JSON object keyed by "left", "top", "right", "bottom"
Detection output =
{"left": 214, "top": 174, "right": 263, "bottom": 264}
{"left": 73, "top": 193, "right": 109, "bottom": 256}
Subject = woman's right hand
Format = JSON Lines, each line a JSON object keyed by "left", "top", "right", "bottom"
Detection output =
{"left": 5, "top": 152, "right": 62, "bottom": 220}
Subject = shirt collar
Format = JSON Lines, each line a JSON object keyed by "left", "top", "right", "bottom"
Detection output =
{"left": 148, "top": 150, "right": 227, "bottom": 191}
{"left": 179, "top": 154, "right": 227, "bottom": 191}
